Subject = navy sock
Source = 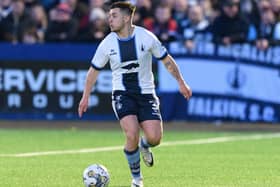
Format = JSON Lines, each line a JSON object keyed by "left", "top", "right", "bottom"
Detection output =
{"left": 124, "top": 147, "right": 142, "bottom": 179}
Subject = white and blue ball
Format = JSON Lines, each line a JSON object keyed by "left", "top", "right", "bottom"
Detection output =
{"left": 83, "top": 164, "right": 110, "bottom": 187}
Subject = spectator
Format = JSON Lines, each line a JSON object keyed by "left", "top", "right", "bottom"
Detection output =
{"left": 64, "top": 0, "right": 88, "bottom": 33}
{"left": 45, "top": 2, "right": 78, "bottom": 42}
{"left": 132, "top": 6, "right": 144, "bottom": 26}
{"left": 239, "top": 0, "right": 259, "bottom": 26}
{"left": 0, "top": 0, "right": 12, "bottom": 20}
{"left": 210, "top": 0, "right": 221, "bottom": 12}
{"left": 254, "top": 0, "right": 280, "bottom": 50}
{"left": 0, "top": 0, "right": 32, "bottom": 43}
{"left": 173, "top": 0, "right": 189, "bottom": 30}
{"left": 181, "top": 4, "right": 211, "bottom": 50}
{"left": 24, "top": 0, "right": 39, "bottom": 12}
{"left": 30, "top": 4, "right": 48, "bottom": 42}
{"left": 136, "top": 0, "right": 154, "bottom": 19}
{"left": 160, "top": 0, "right": 174, "bottom": 8}
{"left": 144, "top": 4, "right": 178, "bottom": 43}
{"left": 199, "top": 0, "right": 220, "bottom": 23}
{"left": 270, "top": 0, "right": 280, "bottom": 21}
{"left": 21, "top": 20, "right": 40, "bottom": 43}
{"left": 248, "top": 0, "right": 270, "bottom": 42}
{"left": 212, "top": 0, "right": 249, "bottom": 45}
{"left": 76, "top": 8, "right": 109, "bottom": 43}
{"left": 40, "top": 0, "right": 58, "bottom": 12}
{"left": 89, "top": 0, "right": 105, "bottom": 9}
{"left": 0, "top": 0, "right": 12, "bottom": 40}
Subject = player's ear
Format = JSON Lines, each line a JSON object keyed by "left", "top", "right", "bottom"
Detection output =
{"left": 123, "top": 14, "right": 131, "bottom": 23}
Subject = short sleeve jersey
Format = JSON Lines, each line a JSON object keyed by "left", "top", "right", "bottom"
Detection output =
{"left": 91, "top": 26, "right": 168, "bottom": 94}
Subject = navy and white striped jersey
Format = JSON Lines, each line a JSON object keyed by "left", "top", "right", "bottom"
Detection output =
{"left": 91, "top": 26, "right": 168, "bottom": 94}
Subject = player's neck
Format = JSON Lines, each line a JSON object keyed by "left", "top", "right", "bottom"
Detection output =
{"left": 117, "top": 25, "right": 135, "bottom": 39}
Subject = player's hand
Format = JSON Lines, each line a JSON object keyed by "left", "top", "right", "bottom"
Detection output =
{"left": 179, "top": 81, "right": 192, "bottom": 100}
{"left": 78, "top": 96, "right": 89, "bottom": 118}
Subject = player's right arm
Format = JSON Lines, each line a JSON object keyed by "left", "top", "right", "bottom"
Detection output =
{"left": 78, "top": 36, "right": 110, "bottom": 118}
{"left": 78, "top": 67, "right": 99, "bottom": 118}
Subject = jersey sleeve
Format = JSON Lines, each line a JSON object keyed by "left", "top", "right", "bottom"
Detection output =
{"left": 91, "top": 40, "right": 109, "bottom": 70}
{"left": 149, "top": 32, "right": 168, "bottom": 60}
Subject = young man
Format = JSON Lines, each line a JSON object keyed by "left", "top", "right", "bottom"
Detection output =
{"left": 78, "top": 2, "right": 192, "bottom": 187}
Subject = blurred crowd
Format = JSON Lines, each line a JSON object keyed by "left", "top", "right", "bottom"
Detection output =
{"left": 0, "top": 0, "right": 280, "bottom": 50}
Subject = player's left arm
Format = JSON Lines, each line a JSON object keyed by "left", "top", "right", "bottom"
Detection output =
{"left": 161, "top": 54, "right": 192, "bottom": 100}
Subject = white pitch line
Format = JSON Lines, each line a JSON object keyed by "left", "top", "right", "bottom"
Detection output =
{"left": 1, "top": 133, "right": 280, "bottom": 158}
{"left": 0, "top": 146, "right": 123, "bottom": 158}
{"left": 160, "top": 133, "right": 280, "bottom": 146}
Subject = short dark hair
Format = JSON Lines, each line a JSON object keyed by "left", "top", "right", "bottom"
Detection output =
{"left": 110, "top": 1, "right": 136, "bottom": 16}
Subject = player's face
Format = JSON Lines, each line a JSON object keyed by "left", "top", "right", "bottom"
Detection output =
{"left": 108, "top": 8, "right": 126, "bottom": 32}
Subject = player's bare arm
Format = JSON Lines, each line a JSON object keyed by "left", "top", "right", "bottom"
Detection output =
{"left": 162, "top": 55, "right": 192, "bottom": 100}
{"left": 78, "top": 67, "right": 99, "bottom": 117}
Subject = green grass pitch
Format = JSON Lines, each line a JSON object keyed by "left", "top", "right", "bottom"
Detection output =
{"left": 1, "top": 127, "right": 280, "bottom": 187}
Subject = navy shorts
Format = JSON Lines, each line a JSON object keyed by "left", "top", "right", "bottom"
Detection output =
{"left": 112, "top": 91, "right": 162, "bottom": 122}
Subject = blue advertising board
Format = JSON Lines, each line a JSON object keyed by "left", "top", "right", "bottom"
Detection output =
{"left": 0, "top": 42, "right": 279, "bottom": 122}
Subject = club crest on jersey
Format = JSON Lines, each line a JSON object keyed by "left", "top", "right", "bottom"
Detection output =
{"left": 109, "top": 49, "right": 117, "bottom": 56}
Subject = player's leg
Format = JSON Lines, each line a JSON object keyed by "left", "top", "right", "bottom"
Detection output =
{"left": 120, "top": 115, "right": 143, "bottom": 187}
{"left": 137, "top": 93, "right": 163, "bottom": 167}
{"left": 112, "top": 91, "right": 143, "bottom": 186}
{"left": 139, "top": 120, "right": 162, "bottom": 167}
{"left": 120, "top": 115, "right": 140, "bottom": 150}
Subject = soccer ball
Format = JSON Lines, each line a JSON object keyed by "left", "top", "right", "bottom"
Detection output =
{"left": 83, "top": 164, "right": 110, "bottom": 187}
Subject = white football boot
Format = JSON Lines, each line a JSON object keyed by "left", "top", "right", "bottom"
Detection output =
{"left": 131, "top": 178, "right": 144, "bottom": 187}
{"left": 139, "top": 145, "right": 154, "bottom": 167}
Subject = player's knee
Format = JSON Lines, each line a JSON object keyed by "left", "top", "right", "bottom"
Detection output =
{"left": 147, "top": 133, "right": 162, "bottom": 146}
{"left": 150, "top": 139, "right": 161, "bottom": 147}
{"left": 125, "top": 132, "right": 139, "bottom": 145}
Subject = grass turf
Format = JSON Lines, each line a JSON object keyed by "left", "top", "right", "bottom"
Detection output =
{"left": 0, "top": 128, "right": 280, "bottom": 187}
